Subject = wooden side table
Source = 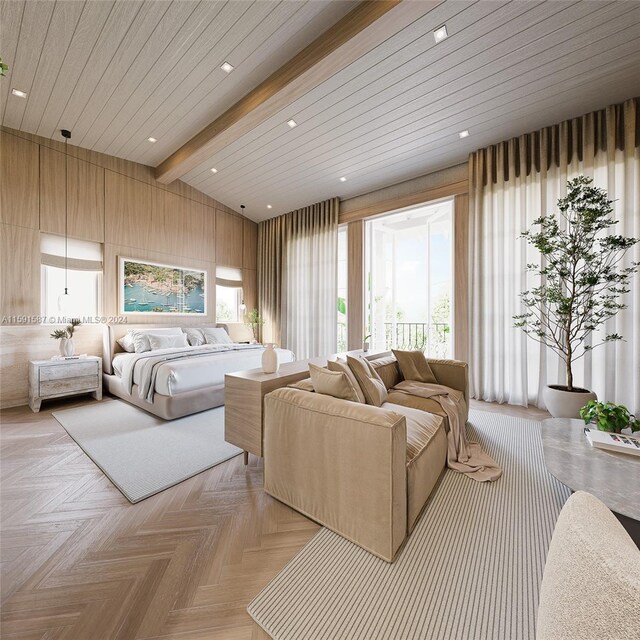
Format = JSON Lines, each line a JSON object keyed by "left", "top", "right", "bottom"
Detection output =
{"left": 224, "top": 349, "right": 383, "bottom": 463}
{"left": 29, "top": 356, "right": 102, "bottom": 412}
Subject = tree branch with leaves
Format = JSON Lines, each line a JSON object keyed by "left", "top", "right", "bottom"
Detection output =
{"left": 513, "top": 176, "right": 638, "bottom": 391}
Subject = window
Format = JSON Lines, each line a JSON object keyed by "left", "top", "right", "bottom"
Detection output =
{"left": 41, "top": 234, "right": 102, "bottom": 321}
{"left": 337, "top": 225, "right": 348, "bottom": 352}
{"left": 215, "top": 266, "right": 243, "bottom": 321}
{"left": 365, "top": 200, "right": 453, "bottom": 358}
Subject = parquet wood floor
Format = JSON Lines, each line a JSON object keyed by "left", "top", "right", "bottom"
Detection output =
{"left": 0, "top": 396, "right": 547, "bottom": 639}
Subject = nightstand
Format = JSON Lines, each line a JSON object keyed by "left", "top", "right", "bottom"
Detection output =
{"left": 29, "top": 356, "right": 102, "bottom": 413}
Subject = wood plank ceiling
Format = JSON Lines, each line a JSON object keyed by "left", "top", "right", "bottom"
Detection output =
{"left": 2, "top": 0, "right": 640, "bottom": 222}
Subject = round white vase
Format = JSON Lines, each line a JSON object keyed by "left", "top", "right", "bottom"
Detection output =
{"left": 59, "top": 338, "right": 75, "bottom": 357}
{"left": 262, "top": 343, "right": 279, "bottom": 373}
{"left": 543, "top": 385, "right": 597, "bottom": 419}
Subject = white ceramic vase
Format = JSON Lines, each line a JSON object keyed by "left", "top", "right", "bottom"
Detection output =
{"left": 59, "top": 338, "right": 75, "bottom": 357}
{"left": 262, "top": 343, "right": 279, "bottom": 373}
{"left": 543, "top": 385, "right": 597, "bottom": 419}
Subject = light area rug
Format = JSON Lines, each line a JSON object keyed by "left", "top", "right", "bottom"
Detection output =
{"left": 53, "top": 400, "right": 241, "bottom": 503}
{"left": 248, "top": 410, "right": 570, "bottom": 640}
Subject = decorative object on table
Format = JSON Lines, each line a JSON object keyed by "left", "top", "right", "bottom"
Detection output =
{"left": 262, "top": 343, "right": 279, "bottom": 373}
{"left": 362, "top": 334, "right": 371, "bottom": 353}
{"left": 119, "top": 257, "right": 206, "bottom": 315}
{"left": 245, "top": 308, "right": 264, "bottom": 343}
{"left": 514, "top": 176, "right": 639, "bottom": 418}
{"left": 29, "top": 356, "right": 102, "bottom": 413}
{"left": 580, "top": 400, "right": 639, "bottom": 434}
{"left": 50, "top": 318, "right": 82, "bottom": 357}
{"left": 583, "top": 428, "right": 640, "bottom": 457}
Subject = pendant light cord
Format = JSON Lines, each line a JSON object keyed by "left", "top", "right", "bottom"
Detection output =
{"left": 64, "top": 134, "right": 68, "bottom": 295}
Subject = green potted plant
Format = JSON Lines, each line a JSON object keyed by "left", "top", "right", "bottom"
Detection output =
{"left": 580, "top": 400, "right": 640, "bottom": 434}
{"left": 50, "top": 318, "right": 81, "bottom": 357}
{"left": 514, "top": 176, "right": 638, "bottom": 418}
{"left": 245, "top": 308, "right": 264, "bottom": 343}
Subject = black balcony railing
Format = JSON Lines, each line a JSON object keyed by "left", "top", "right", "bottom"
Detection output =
{"left": 383, "top": 322, "right": 449, "bottom": 353}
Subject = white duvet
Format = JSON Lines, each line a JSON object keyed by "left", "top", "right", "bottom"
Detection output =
{"left": 112, "top": 344, "right": 295, "bottom": 398}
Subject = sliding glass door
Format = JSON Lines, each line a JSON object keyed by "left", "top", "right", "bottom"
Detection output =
{"left": 365, "top": 200, "right": 453, "bottom": 357}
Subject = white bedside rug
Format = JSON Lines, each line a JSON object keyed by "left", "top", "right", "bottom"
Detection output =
{"left": 248, "top": 410, "right": 571, "bottom": 640}
{"left": 53, "top": 400, "right": 241, "bottom": 503}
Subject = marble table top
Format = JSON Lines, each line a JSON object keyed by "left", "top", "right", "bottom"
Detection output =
{"left": 541, "top": 418, "right": 640, "bottom": 521}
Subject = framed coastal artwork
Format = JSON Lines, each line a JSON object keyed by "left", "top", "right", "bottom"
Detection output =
{"left": 119, "top": 257, "right": 207, "bottom": 315}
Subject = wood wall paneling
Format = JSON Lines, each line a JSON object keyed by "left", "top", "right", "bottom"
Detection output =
{"left": 39, "top": 146, "right": 105, "bottom": 242}
{"left": 0, "top": 223, "right": 40, "bottom": 319}
{"left": 104, "top": 170, "right": 154, "bottom": 246}
{"left": 0, "top": 131, "right": 39, "bottom": 229}
{"left": 347, "top": 220, "right": 364, "bottom": 350}
{"left": 243, "top": 219, "right": 258, "bottom": 270}
{"left": 216, "top": 210, "right": 244, "bottom": 267}
{"left": 454, "top": 193, "right": 469, "bottom": 363}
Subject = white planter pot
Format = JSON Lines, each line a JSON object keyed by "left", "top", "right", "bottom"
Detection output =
{"left": 59, "top": 338, "right": 75, "bottom": 357}
{"left": 543, "top": 385, "right": 597, "bottom": 419}
{"left": 262, "top": 343, "right": 279, "bottom": 373}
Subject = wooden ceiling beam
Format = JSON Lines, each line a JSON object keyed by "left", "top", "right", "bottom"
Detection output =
{"left": 154, "top": 0, "right": 441, "bottom": 184}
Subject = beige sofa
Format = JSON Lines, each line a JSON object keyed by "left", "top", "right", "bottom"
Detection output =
{"left": 263, "top": 354, "right": 468, "bottom": 562}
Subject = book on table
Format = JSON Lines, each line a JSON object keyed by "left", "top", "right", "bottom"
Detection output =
{"left": 584, "top": 428, "right": 640, "bottom": 457}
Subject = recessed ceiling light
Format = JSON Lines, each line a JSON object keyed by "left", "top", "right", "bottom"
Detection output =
{"left": 287, "top": 119, "right": 297, "bottom": 128}
{"left": 458, "top": 130, "right": 470, "bottom": 139}
{"left": 339, "top": 177, "right": 347, "bottom": 182}
{"left": 210, "top": 168, "right": 218, "bottom": 173}
{"left": 220, "top": 61, "right": 234, "bottom": 73}
{"left": 11, "top": 88, "right": 27, "bottom": 98}
{"left": 147, "top": 137, "right": 157, "bottom": 143}
{"left": 267, "top": 204, "right": 273, "bottom": 209}
{"left": 433, "top": 25, "right": 448, "bottom": 43}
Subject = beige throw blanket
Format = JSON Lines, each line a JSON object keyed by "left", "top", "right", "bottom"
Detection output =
{"left": 393, "top": 381, "right": 502, "bottom": 482}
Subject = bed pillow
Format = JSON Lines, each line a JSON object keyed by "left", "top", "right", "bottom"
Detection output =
{"left": 148, "top": 333, "right": 189, "bottom": 351}
{"left": 346, "top": 355, "right": 388, "bottom": 407}
{"left": 130, "top": 328, "right": 183, "bottom": 353}
{"left": 392, "top": 349, "right": 438, "bottom": 384}
{"left": 309, "top": 363, "right": 361, "bottom": 402}
{"left": 202, "top": 327, "right": 233, "bottom": 345}
{"left": 116, "top": 333, "right": 135, "bottom": 353}
{"left": 182, "top": 327, "right": 205, "bottom": 346}
{"left": 327, "top": 358, "right": 366, "bottom": 403}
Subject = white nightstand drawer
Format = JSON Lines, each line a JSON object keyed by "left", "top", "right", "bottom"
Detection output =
{"left": 40, "top": 362, "right": 98, "bottom": 381}
{"left": 40, "top": 376, "right": 99, "bottom": 397}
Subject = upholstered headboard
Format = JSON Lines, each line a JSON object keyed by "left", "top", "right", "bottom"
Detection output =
{"left": 102, "top": 322, "right": 254, "bottom": 374}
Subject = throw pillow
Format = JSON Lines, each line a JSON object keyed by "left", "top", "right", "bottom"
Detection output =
{"left": 392, "top": 349, "right": 438, "bottom": 384}
{"left": 202, "top": 327, "right": 233, "bottom": 345}
{"left": 346, "top": 355, "right": 388, "bottom": 407}
{"left": 148, "top": 333, "right": 189, "bottom": 350}
{"left": 309, "top": 363, "right": 361, "bottom": 402}
{"left": 182, "top": 327, "right": 205, "bottom": 346}
{"left": 130, "top": 328, "right": 184, "bottom": 353}
{"left": 116, "top": 333, "right": 135, "bottom": 353}
{"left": 327, "top": 358, "right": 366, "bottom": 403}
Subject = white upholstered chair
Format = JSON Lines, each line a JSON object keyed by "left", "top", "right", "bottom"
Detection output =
{"left": 537, "top": 491, "right": 640, "bottom": 640}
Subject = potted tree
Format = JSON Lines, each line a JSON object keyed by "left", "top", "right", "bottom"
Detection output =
{"left": 514, "top": 176, "right": 638, "bottom": 418}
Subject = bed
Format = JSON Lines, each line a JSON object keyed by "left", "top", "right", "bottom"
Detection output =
{"left": 103, "top": 323, "right": 295, "bottom": 420}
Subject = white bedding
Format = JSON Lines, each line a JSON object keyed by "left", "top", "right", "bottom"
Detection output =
{"left": 112, "top": 345, "right": 295, "bottom": 397}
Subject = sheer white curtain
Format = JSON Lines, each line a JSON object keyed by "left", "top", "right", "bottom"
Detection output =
{"left": 469, "top": 98, "right": 639, "bottom": 412}
{"left": 258, "top": 198, "right": 339, "bottom": 359}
